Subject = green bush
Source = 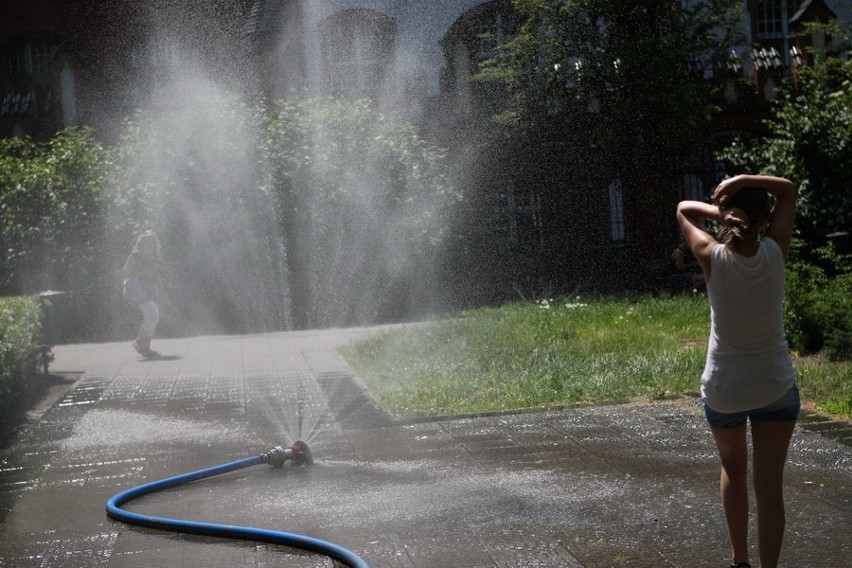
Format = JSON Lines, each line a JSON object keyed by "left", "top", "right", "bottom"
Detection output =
{"left": 0, "top": 95, "right": 457, "bottom": 339}
{"left": 824, "top": 323, "right": 852, "bottom": 362}
{"left": 0, "top": 296, "right": 43, "bottom": 419}
{"left": 0, "top": 130, "right": 112, "bottom": 339}
{"left": 785, "top": 243, "right": 852, "bottom": 360}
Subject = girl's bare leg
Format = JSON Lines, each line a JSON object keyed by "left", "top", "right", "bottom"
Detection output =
{"left": 751, "top": 420, "right": 796, "bottom": 568}
{"left": 710, "top": 423, "right": 750, "bottom": 566}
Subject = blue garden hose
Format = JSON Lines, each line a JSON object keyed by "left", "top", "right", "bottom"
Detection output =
{"left": 105, "top": 442, "right": 370, "bottom": 568}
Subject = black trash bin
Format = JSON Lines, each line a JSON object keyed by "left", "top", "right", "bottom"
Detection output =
{"left": 37, "top": 290, "right": 70, "bottom": 345}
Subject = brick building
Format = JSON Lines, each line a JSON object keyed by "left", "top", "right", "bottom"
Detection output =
{"left": 1, "top": 0, "right": 848, "bottom": 297}
{"left": 0, "top": 0, "right": 253, "bottom": 141}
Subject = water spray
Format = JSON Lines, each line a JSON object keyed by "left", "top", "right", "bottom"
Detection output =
{"left": 106, "top": 442, "right": 369, "bottom": 568}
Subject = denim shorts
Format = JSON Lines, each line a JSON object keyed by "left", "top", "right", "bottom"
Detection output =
{"left": 704, "top": 385, "right": 800, "bottom": 428}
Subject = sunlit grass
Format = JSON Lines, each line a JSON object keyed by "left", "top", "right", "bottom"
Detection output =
{"left": 343, "top": 295, "right": 704, "bottom": 418}
{"left": 796, "top": 357, "right": 852, "bottom": 418}
{"left": 343, "top": 295, "right": 851, "bottom": 420}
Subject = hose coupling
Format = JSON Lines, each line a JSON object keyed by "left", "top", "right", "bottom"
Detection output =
{"left": 262, "top": 441, "right": 313, "bottom": 467}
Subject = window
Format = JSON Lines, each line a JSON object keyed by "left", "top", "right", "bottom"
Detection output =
{"left": 2, "top": 37, "right": 62, "bottom": 120}
{"left": 32, "top": 42, "right": 55, "bottom": 74}
{"left": 608, "top": 179, "right": 625, "bottom": 243}
{"left": 471, "top": 12, "right": 507, "bottom": 62}
{"left": 8, "top": 48, "right": 29, "bottom": 76}
{"left": 6, "top": 39, "right": 59, "bottom": 77}
{"left": 677, "top": 173, "right": 705, "bottom": 202}
{"left": 497, "top": 182, "right": 544, "bottom": 248}
{"left": 753, "top": 0, "right": 798, "bottom": 67}
{"left": 756, "top": 0, "right": 786, "bottom": 38}
{"left": 442, "top": 1, "right": 518, "bottom": 118}
{"left": 319, "top": 10, "right": 396, "bottom": 99}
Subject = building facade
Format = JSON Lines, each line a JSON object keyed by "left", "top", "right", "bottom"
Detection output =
{"left": 1, "top": 0, "right": 848, "bottom": 297}
{"left": 0, "top": 0, "right": 254, "bottom": 141}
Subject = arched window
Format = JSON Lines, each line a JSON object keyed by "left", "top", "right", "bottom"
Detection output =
{"left": 319, "top": 9, "right": 396, "bottom": 99}
{"left": 441, "top": 0, "right": 518, "bottom": 119}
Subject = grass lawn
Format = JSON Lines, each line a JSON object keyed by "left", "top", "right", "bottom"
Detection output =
{"left": 342, "top": 295, "right": 852, "bottom": 420}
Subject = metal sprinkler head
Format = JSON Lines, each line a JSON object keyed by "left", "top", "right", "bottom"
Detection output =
{"left": 261, "top": 441, "right": 313, "bottom": 467}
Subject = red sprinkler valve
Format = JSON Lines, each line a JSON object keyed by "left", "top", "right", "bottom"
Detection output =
{"left": 261, "top": 441, "right": 313, "bottom": 467}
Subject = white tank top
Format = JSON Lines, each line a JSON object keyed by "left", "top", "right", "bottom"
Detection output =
{"left": 701, "top": 237, "right": 796, "bottom": 413}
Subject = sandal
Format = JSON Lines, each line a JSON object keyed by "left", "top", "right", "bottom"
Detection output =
{"left": 730, "top": 563, "right": 751, "bottom": 568}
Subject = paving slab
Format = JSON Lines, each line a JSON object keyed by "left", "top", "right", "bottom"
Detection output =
{"left": 1, "top": 328, "right": 850, "bottom": 567}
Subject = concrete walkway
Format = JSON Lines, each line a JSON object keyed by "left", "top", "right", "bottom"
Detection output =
{"left": 0, "top": 329, "right": 849, "bottom": 567}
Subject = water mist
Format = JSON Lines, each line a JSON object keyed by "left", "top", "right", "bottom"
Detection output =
{"left": 111, "top": 1, "right": 457, "bottom": 335}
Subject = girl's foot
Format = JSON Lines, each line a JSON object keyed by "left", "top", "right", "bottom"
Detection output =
{"left": 132, "top": 340, "right": 144, "bottom": 355}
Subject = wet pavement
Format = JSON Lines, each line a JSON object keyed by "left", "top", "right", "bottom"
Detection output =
{"left": 1, "top": 328, "right": 850, "bottom": 567}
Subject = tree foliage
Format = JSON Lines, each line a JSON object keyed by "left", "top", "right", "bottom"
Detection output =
{"left": 0, "top": 95, "right": 455, "bottom": 337}
{"left": 481, "top": 0, "right": 744, "bottom": 164}
{"left": 785, "top": 241, "right": 852, "bottom": 359}
{"left": 262, "top": 97, "right": 458, "bottom": 328}
{"left": 0, "top": 129, "right": 111, "bottom": 323}
{"left": 719, "top": 24, "right": 852, "bottom": 361}
{"left": 0, "top": 296, "right": 43, "bottom": 422}
{"left": 474, "top": 0, "right": 745, "bottom": 287}
{"left": 720, "top": 24, "right": 852, "bottom": 241}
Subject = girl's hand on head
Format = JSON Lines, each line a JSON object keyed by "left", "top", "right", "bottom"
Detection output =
{"left": 712, "top": 175, "right": 745, "bottom": 206}
{"left": 720, "top": 206, "right": 749, "bottom": 229}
